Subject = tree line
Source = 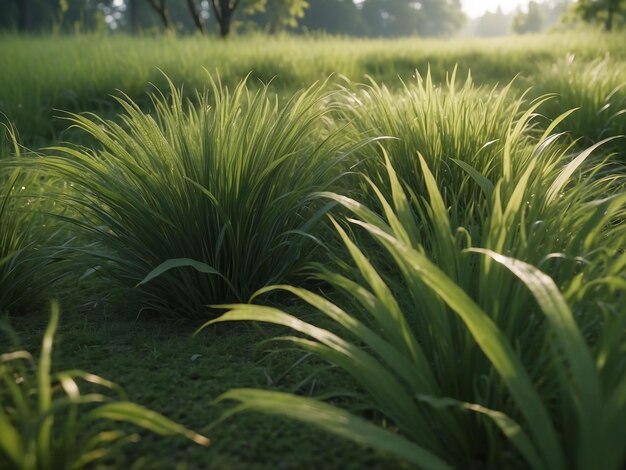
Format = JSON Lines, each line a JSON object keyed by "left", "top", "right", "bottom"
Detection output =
{"left": 1, "top": 0, "right": 624, "bottom": 37}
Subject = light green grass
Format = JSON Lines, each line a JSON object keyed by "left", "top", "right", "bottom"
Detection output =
{"left": 208, "top": 145, "right": 626, "bottom": 468}
{"left": 1, "top": 32, "right": 626, "bottom": 145}
{"left": 41, "top": 78, "right": 358, "bottom": 316}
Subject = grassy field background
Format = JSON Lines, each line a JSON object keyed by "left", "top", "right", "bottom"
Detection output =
{"left": 1, "top": 31, "right": 625, "bottom": 469}
{"left": 2, "top": 32, "right": 625, "bottom": 145}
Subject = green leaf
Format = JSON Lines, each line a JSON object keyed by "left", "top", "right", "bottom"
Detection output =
{"left": 416, "top": 394, "right": 543, "bottom": 469}
{"left": 545, "top": 137, "right": 617, "bottom": 203}
{"left": 350, "top": 220, "right": 563, "bottom": 470}
{"left": 470, "top": 249, "right": 603, "bottom": 469}
{"left": 217, "top": 388, "right": 451, "bottom": 470}
{"left": 137, "top": 258, "right": 238, "bottom": 299}
{"left": 87, "top": 402, "right": 210, "bottom": 446}
{"left": 0, "top": 405, "right": 23, "bottom": 468}
{"left": 451, "top": 159, "right": 494, "bottom": 198}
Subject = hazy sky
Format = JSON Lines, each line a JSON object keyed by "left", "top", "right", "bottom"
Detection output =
{"left": 462, "top": 0, "right": 536, "bottom": 18}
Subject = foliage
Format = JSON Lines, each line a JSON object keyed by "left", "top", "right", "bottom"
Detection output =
{"left": 532, "top": 55, "right": 626, "bottom": 156}
{"left": 2, "top": 33, "right": 626, "bottom": 146}
{"left": 0, "top": 123, "right": 65, "bottom": 315}
{"left": 42, "top": 76, "right": 354, "bottom": 317}
{"left": 511, "top": 1, "right": 544, "bottom": 34}
{"left": 0, "top": 0, "right": 466, "bottom": 36}
{"left": 0, "top": 301, "right": 209, "bottom": 469}
{"left": 468, "top": 1, "right": 570, "bottom": 37}
{"left": 206, "top": 141, "right": 626, "bottom": 467}
{"left": 336, "top": 69, "right": 533, "bottom": 214}
{"left": 210, "top": 0, "right": 310, "bottom": 36}
{"left": 0, "top": 31, "right": 625, "bottom": 468}
{"left": 360, "top": 0, "right": 465, "bottom": 37}
{"left": 572, "top": 0, "right": 626, "bottom": 31}
{"left": 258, "top": 0, "right": 310, "bottom": 32}
{"left": 472, "top": 7, "right": 513, "bottom": 37}
{"left": 297, "top": 0, "right": 367, "bottom": 36}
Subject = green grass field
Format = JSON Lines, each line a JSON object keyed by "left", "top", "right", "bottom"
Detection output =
{"left": 1, "top": 32, "right": 625, "bottom": 469}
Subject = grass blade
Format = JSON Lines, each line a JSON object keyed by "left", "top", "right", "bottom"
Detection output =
{"left": 217, "top": 388, "right": 451, "bottom": 470}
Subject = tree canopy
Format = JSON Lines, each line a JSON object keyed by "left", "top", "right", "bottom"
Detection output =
{"left": 360, "top": 0, "right": 464, "bottom": 37}
{"left": 1, "top": 0, "right": 467, "bottom": 37}
{"left": 573, "top": 0, "right": 626, "bottom": 31}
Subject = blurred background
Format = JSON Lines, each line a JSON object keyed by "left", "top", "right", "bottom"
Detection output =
{"left": 1, "top": 0, "right": 623, "bottom": 38}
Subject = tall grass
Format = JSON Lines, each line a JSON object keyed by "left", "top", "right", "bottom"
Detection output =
{"left": 200, "top": 120, "right": 626, "bottom": 467}
{"left": 532, "top": 56, "right": 626, "bottom": 158}
{"left": 2, "top": 32, "right": 625, "bottom": 144}
{"left": 336, "top": 70, "right": 537, "bottom": 211}
{"left": 43, "top": 77, "right": 356, "bottom": 317}
{"left": 0, "top": 124, "right": 65, "bottom": 314}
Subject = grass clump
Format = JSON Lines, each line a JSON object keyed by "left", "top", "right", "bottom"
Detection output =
{"left": 0, "top": 124, "right": 64, "bottom": 315}
{"left": 0, "top": 301, "right": 209, "bottom": 469}
{"left": 200, "top": 123, "right": 626, "bottom": 468}
{"left": 44, "top": 76, "right": 354, "bottom": 317}
{"left": 337, "top": 70, "right": 537, "bottom": 212}
{"left": 532, "top": 56, "right": 626, "bottom": 156}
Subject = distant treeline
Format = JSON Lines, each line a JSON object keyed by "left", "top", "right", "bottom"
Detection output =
{"left": 1, "top": 0, "right": 624, "bottom": 37}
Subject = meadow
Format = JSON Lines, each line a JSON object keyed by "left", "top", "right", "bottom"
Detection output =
{"left": 1, "top": 31, "right": 625, "bottom": 469}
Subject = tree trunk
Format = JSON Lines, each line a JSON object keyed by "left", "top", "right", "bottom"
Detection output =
{"left": 605, "top": 9, "right": 614, "bottom": 31}
{"left": 212, "top": 0, "right": 238, "bottom": 38}
{"left": 146, "top": 0, "right": 172, "bottom": 31}
{"left": 16, "top": 0, "right": 32, "bottom": 32}
{"left": 130, "top": 0, "right": 140, "bottom": 34}
{"left": 160, "top": 3, "right": 172, "bottom": 30}
{"left": 219, "top": 10, "right": 232, "bottom": 37}
{"left": 186, "top": 0, "right": 205, "bottom": 33}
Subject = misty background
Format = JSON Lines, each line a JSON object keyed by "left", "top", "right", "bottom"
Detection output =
{"left": 1, "top": 0, "right": 622, "bottom": 38}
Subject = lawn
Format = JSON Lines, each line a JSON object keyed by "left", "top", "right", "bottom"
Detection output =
{"left": 1, "top": 32, "right": 625, "bottom": 469}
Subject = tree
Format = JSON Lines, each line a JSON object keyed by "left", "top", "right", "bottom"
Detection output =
{"left": 210, "top": 0, "right": 308, "bottom": 37}
{"left": 146, "top": 0, "right": 172, "bottom": 30}
{"left": 0, "top": 0, "right": 98, "bottom": 33}
{"left": 186, "top": 0, "right": 206, "bottom": 33}
{"left": 265, "top": 0, "right": 308, "bottom": 33}
{"left": 360, "top": 0, "right": 464, "bottom": 37}
{"left": 129, "top": 0, "right": 140, "bottom": 32}
{"left": 472, "top": 7, "right": 511, "bottom": 37}
{"left": 211, "top": 0, "right": 242, "bottom": 36}
{"left": 299, "top": 0, "right": 367, "bottom": 36}
{"left": 512, "top": 1, "right": 544, "bottom": 34}
{"left": 574, "top": 0, "right": 626, "bottom": 31}
{"left": 15, "top": 0, "right": 32, "bottom": 31}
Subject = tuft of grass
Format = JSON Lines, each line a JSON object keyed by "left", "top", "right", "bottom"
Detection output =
{"left": 0, "top": 123, "right": 66, "bottom": 315}
{"left": 201, "top": 132, "right": 626, "bottom": 468}
{"left": 532, "top": 56, "right": 626, "bottom": 158}
{"left": 43, "top": 76, "right": 355, "bottom": 317}
{"left": 335, "top": 70, "right": 540, "bottom": 213}
{"left": 0, "top": 301, "right": 209, "bottom": 469}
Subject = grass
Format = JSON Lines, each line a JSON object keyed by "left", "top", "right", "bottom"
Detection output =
{"left": 0, "top": 124, "right": 69, "bottom": 314}
{"left": 41, "top": 77, "right": 355, "bottom": 317}
{"left": 4, "top": 291, "right": 406, "bottom": 469}
{"left": 532, "top": 55, "right": 626, "bottom": 158}
{"left": 1, "top": 31, "right": 625, "bottom": 468}
{"left": 335, "top": 69, "right": 533, "bottom": 210}
{"left": 0, "top": 301, "right": 209, "bottom": 469}
{"left": 208, "top": 150, "right": 626, "bottom": 468}
{"left": 2, "top": 31, "right": 626, "bottom": 145}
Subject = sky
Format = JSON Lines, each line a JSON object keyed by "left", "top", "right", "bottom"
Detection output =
{"left": 461, "top": 0, "right": 537, "bottom": 18}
